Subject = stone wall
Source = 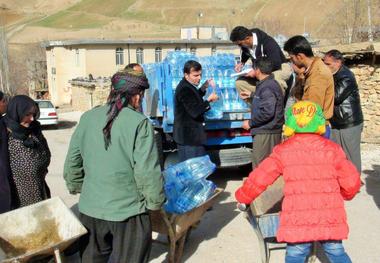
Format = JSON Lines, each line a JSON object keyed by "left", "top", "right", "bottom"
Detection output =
{"left": 70, "top": 80, "right": 110, "bottom": 112}
{"left": 351, "top": 65, "right": 380, "bottom": 142}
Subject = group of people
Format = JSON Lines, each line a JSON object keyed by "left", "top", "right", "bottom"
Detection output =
{"left": 174, "top": 26, "right": 363, "bottom": 263}
{"left": 229, "top": 26, "right": 363, "bottom": 175}
{"left": 229, "top": 27, "right": 362, "bottom": 263}
{"left": 0, "top": 24, "right": 365, "bottom": 263}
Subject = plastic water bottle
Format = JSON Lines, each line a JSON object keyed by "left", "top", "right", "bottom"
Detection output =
{"left": 223, "top": 87, "right": 231, "bottom": 111}
{"left": 174, "top": 179, "right": 216, "bottom": 213}
{"left": 163, "top": 155, "right": 216, "bottom": 188}
{"left": 181, "top": 155, "right": 216, "bottom": 183}
{"left": 205, "top": 107, "right": 223, "bottom": 119}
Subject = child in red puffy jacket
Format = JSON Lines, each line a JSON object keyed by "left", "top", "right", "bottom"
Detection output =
{"left": 235, "top": 101, "right": 360, "bottom": 263}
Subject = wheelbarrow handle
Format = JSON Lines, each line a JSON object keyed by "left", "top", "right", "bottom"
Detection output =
{"left": 237, "top": 203, "right": 249, "bottom": 212}
{"left": 54, "top": 248, "right": 62, "bottom": 263}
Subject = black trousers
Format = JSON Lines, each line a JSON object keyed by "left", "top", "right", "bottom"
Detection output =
{"left": 79, "top": 212, "right": 152, "bottom": 263}
{"left": 177, "top": 144, "right": 206, "bottom": 162}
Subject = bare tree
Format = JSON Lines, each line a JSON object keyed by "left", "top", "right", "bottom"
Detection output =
{"left": 324, "top": 0, "right": 378, "bottom": 44}
{"left": 8, "top": 43, "right": 47, "bottom": 97}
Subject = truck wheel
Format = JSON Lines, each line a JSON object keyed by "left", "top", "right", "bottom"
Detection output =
{"left": 154, "top": 130, "right": 165, "bottom": 171}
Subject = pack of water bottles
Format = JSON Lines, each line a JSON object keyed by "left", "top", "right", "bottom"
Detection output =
{"left": 162, "top": 51, "right": 249, "bottom": 119}
{"left": 163, "top": 155, "right": 217, "bottom": 214}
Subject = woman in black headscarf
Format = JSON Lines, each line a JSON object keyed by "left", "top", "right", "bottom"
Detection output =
{"left": 0, "top": 95, "right": 51, "bottom": 212}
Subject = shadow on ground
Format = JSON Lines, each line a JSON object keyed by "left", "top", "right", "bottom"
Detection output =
{"left": 363, "top": 164, "right": 380, "bottom": 209}
{"left": 41, "top": 120, "right": 77, "bottom": 131}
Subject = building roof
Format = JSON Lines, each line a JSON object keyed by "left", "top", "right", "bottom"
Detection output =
{"left": 317, "top": 41, "right": 380, "bottom": 56}
{"left": 42, "top": 39, "right": 233, "bottom": 48}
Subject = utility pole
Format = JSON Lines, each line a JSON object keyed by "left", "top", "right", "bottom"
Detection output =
{"left": 367, "top": 0, "right": 373, "bottom": 43}
{"left": 0, "top": 5, "right": 10, "bottom": 94}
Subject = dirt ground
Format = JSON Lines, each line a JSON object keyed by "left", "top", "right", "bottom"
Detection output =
{"left": 43, "top": 111, "right": 380, "bottom": 263}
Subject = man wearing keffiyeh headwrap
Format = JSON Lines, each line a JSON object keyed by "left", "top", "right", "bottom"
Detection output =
{"left": 103, "top": 69, "right": 149, "bottom": 149}
{"left": 64, "top": 68, "right": 164, "bottom": 263}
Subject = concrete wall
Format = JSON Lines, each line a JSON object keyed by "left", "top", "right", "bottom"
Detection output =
{"left": 181, "top": 27, "right": 197, "bottom": 40}
{"left": 46, "top": 47, "right": 87, "bottom": 105}
{"left": 198, "top": 27, "right": 213, "bottom": 39}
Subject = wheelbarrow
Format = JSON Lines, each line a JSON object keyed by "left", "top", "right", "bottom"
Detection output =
{"left": 240, "top": 177, "right": 317, "bottom": 263}
{"left": 150, "top": 188, "right": 223, "bottom": 263}
{"left": 0, "top": 197, "right": 87, "bottom": 263}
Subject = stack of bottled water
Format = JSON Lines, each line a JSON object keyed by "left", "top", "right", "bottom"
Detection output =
{"left": 163, "top": 155, "right": 217, "bottom": 214}
{"left": 144, "top": 51, "right": 250, "bottom": 120}
{"left": 164, "top": 51, "right": 198, "bottom": 91}
{"left": 197, "top": 53, "right": 249, "bottom": 114}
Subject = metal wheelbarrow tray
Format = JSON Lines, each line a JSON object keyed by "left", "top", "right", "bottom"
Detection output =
{"left": 244, "top": 177, "right": 317, "bottom": 263}
{"left": 0, "top": 197, "right": 87, "bottom": 263}
{"left": 150, "top": 188, "right": 223, "bottom": 263}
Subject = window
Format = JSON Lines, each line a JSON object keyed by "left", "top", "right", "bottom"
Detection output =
{"left": 155, "top": 47, "right": 162, "bottom": 62}
{"left": 175, "top": 46, "right": 181, "bottom": 51}
{"left": 136, "top": 48, "right": 144, "bottom": 64}
{"left": 116, "top": 48, "right": 124, "bottom": 65}
{"left": 211, "top": 46, "right": 216, "bottom": 56}
{"left": 37, "top": 101, "right": 54, "bottom": 109}
{"left": 190, "top": 47, "right": 196, "bottom": 55}
{"left": 75, "top": 49, "right": 80, "bottom": 66}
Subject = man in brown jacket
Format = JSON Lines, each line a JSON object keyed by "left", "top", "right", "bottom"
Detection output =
{"left": 284, "top": 36, "right": 334, "bottom": 124}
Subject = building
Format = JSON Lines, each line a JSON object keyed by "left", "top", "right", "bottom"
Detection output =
{"left": 43, "top": 39, "right": 238, "bottom": 106}
{"left": 180, "top": 26, "right": 229, "bottom": 40}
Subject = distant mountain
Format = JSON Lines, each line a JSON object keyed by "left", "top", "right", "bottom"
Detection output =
{"left": 1, "top": 0, "right": 379, "bottom": 44}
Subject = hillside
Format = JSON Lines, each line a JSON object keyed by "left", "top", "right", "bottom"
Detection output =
{"left": 1, "top": 0, "right": 379, "bottom": 44}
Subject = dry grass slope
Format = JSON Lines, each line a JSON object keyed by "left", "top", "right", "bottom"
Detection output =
{"left": 2, "top": 0, "right": 380, "bottom": 42}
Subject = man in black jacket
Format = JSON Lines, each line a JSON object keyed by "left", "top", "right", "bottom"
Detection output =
{"left": 173, "top": 60, "right": 218, "bottom": 162}
{"left": 323, "top": 49, "right": 364, "bottom": 174}
{"left": 240, "top": 57, "right": 284, "bottom": 168}
{"left": 230, "top": 26, "right": 292, "bottom": 96}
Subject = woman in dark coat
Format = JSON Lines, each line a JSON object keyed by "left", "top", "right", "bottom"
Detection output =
{"left": 0, "top": 95, "right": 51, "bottom": 213}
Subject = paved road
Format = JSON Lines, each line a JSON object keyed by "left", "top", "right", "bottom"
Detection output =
{"left": 44, "top": 112, "right": 380, "bottom": 263}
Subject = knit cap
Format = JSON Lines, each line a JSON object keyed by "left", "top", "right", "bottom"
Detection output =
{"left": 283, "top": 101, "right": 326, "bottom": 137}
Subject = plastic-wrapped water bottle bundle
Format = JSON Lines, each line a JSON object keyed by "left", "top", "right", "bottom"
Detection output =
{"left": 144, "top": 51, "right": 250, "bottom": 116}
{"left": 163, "top": 155, "right": 217, "bottom": 214}
{"left": 165, "top": 51, "right": 198, "bottom": 91}
{"left": 198, "top": 54, "right": 249, "bottom": 113}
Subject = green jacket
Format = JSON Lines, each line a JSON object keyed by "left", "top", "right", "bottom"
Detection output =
{"left": 64, "top": 105, "right": 165, "bottom": 221}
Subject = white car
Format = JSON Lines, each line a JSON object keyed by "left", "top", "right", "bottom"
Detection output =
{"left": 35, "top": 100, "right": 59, "bottom": 126}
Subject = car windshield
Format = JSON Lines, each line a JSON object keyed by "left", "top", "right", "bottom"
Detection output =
{"left": 37, "top": 101, "right": 54, "bottom": 109}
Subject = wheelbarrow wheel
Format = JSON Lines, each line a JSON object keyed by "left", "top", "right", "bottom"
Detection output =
{"left": 185, "top": 226, "right": 193, "bottom": 243}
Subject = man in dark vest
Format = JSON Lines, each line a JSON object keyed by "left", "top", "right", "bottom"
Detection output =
{"left": 230, "top": 26, "right": 292, "bottom": 97}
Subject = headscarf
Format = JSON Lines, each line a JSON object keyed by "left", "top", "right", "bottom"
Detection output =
{"left": 103, "top": 69, "right": 149, "bottom": 149}
{"left": 4, "top": 95, "right": 42, "bottom": 148}
{"left": 283, "top": 101, "right": 326, "bottom": 137}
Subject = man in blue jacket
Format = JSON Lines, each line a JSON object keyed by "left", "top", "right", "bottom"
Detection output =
{"left": 241, "top": 57, "right": 284, "bottom": 168}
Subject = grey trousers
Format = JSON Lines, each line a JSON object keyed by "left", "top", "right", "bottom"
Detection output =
{"left": 252, "top": 133, "right": 282, "bottom": 169}
{"left": 79, "top": 212, "right": 152, "bottom": 263}
{"left": 331, "top": 123, "right": 363, "bottom": 173}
